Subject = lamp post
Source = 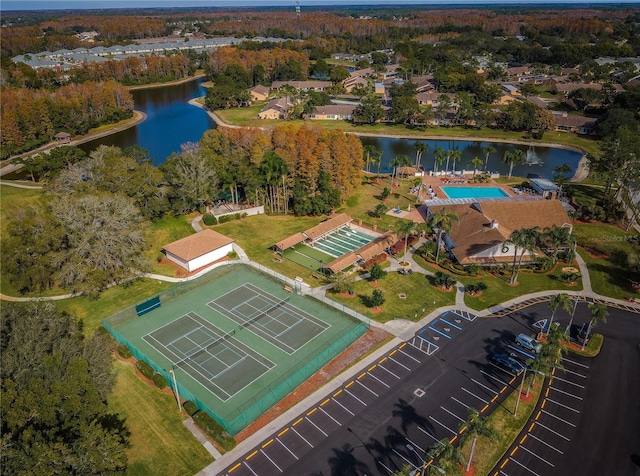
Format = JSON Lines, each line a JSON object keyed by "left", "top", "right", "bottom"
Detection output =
{"left": 566, "top": 292, "right": 581, "bottom": 337}
{"left": 169, "top": 368, "right": 181, "bottom": 412}
{"left": 513, "top": 368, "right": 526, "bottom": 418}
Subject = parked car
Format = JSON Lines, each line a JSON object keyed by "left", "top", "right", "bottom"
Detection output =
{"left": 577, "top": 323, "right": 593, "bottom": 345}
{"left": 515, "top": 333, "right": 542, "bottom": 354}
{"left": 491, "top": 353, "right": 525, "bottom": 374}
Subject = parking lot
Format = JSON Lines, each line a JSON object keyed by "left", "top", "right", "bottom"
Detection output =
{"left": 218, "top": 303, "right": 640, "bottom": 476}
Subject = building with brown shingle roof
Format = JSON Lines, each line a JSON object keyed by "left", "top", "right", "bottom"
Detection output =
{"left": 426, "top": 200, "right": 571, "bottom": 265}
{"left": 162, "top": 229, "right": 234, "bottom": 271}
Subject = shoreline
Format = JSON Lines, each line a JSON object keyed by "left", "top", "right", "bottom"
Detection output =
{"left": 126, "top": 73, "right": 206, "bottom": 91}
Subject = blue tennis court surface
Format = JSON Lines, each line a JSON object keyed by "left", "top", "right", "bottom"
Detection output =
{"left": 312, "top": 228, "right": 375, "bottom": 257}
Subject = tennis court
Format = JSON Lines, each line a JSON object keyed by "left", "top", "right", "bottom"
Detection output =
{"left": 312, "top": 227, "right": 375, "bottom": 257}
{"left": 143, "top": 312, "right": 274, "bottom": 401}
{"left": 208, "top": 283, "right": 329, "bottom": 354}
{"left": 103, "top": 264, "right": 367, "bottom": 434}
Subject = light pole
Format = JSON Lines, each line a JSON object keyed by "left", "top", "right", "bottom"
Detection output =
{"left": 169, "top": 368, "right": 181, "bottom": 412}
{"left": 513, "top": 368, "right": 526, "bottom": 418}
{"left": 566, "top": 292, "right": 581, "bottom": 337}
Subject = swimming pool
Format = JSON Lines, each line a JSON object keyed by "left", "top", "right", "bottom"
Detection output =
{"left": 441, "top": 186, "right": 509, "bottom": 199}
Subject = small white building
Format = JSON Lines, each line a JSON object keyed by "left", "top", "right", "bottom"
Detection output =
{"left": 162, "top": 229, "right": 234, "bottom": 272}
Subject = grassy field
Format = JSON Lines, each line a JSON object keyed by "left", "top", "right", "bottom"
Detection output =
{"left": 572, "top": 223, "right": 639, "bottom": 299}
{"left": 108, "top": 360, "right": 213, "bottom": 476}
{"left": 55, "top": 279, "right": 174, "bottom": 335}
{"left": 329, "top": 271, "right": 455, "bottom": 322}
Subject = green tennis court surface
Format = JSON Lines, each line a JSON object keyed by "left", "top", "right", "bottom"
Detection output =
{"left": 103, "top": 264, "right": 366, "bottom": 434}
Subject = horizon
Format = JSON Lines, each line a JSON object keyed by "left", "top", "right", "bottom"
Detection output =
{"left": 3, "top": 0, "right": 639, "bottom": 12}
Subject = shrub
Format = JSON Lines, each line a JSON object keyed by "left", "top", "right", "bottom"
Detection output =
{"left": 183, "top": 401, "right": 198, "bottom": 416}
{"left": 380, "top": 187, "right": 390, "bottom": 200}
{"left": 152, "top": 372, "right": 167, "bottom": 389}
{"left": 369, "top": 289, "right": 385, "bottom": 308}
{"left": 202, "top": 213, "right": 218, "bottom": 226}
{"left": 192, "top": 411, "right": 236, "bottom": 451}
{"left": 433, "top": 271, "right": 455, "bottom": 289}
{"left": 117, "top": 344, "right": 132, "bottom": 359}
{"left": 218, "top": 214, "right": 232, "bottom": 223}
{"left": 369, "top": 263, "right": 387, "bottom": 282}
{"left": 363, "top": 253, "right": 388, "bottom": 270}
{"left": 370, "top": 203, "right": 387, "bottom": 218}
{"left": 136, "top": 360, "right": 155, "bottom": 380}
{"left": 227, "top": 250, "right": 238, "bottom": 259}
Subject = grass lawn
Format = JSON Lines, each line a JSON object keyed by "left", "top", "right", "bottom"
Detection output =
{"left": 55, "top": 278, "right": 174, "bottom": 336}
{"left": 572, "top": 223, "right": 639, "bottom": 299}
{"left": 147, "top": 215, "right": 196, "bottom": 276}
{"left": 454, "top": 375, "right": 543, "bottom": 476}
{"left": 329, "top": 271, "right": 455, "bottom": 323}
{"left": 108, "top": 360, "right": 213, "bottom": 476}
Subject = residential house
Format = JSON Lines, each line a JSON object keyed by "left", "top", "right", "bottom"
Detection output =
{"left": 553, "top": 113, "right": 597, "bottom": 135}
{"left": 342, "top": 76, "right": 369, "bottom": 93}
{"left": 248, "top": 84, "right": 269, "bottom": 101}
{"left": 271, "top": 80, "right": 332, "bottom": 92}
{"left": 257, "top": 97, "right": 290, "bottom": 120}
{"left": 306, "top": 104, "right": 356, "bottom": 121}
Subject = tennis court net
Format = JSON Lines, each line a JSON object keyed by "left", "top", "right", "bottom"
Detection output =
{"left": 174, "top": 329, "right": 236, "bottom": 369}
{"left": 241, "top": 296, "right": 290, "bottom": 329}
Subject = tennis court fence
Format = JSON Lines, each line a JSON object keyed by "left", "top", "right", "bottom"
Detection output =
{"left": 103, "top": 317, "right": 366, "bottom": 435}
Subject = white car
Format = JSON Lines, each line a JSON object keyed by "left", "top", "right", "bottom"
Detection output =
{"left": 515, "top": 333, "right": 542, "bottom": 354}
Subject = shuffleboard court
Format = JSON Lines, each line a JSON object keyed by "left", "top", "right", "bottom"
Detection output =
{"left": 143, "top": 312, "right": 274, "bottom": 401}
{"left": 208, "top": 283, "right": 330, "bottom": 354}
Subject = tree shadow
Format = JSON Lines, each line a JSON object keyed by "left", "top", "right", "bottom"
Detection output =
{"left": 327, "top": 443, "right": 373, "bottom": 476}
{"left": 392, "top": 398, "right": 431, "bottom": 435}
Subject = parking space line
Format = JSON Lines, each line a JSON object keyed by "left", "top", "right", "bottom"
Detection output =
{"left": 441, "top": 406, "right": 465, "bottom": 422}
{"left": 527, "top": 432, "right": 563, "bottom": 454}
{"left": 260, "top": 449, "right": 282, "bottom": 472}
{"left": 462, "top": 386, "right": 490, "bottom": 405}
{"left": 562, "top": 357, "right": 589, "bottom": 368}
{"left": 562, "top": 367, "right": 587, "bottom": 379}
{"left": 227, "top": 462, "right": 242, "bottom": 474}
{"left": 549, "top": 386, "right": 583, "bottom": 400}
{"left": 507, "top": 344, "right": 535, "bottom": 360}
{"left": 242, "top": 461, "right": 258, "bottom": 476}
{"left": 519, "top": 444, "right": 555, "bottom": 467}
{"left": 417, "top": 425, "right": 440, "bottom": 443}
{"left": 404, "top": 436, "right": 425, "bottom": 454}
{"left": 392, "top": 448, "right": 417, "bottom": 468}
{"left": 489, "top": 363, "right": 517, "bottom": 378}
{"left": 290, "top": 426, "right": 313, "bottom": 447}
{"left": 344, "top": 388, "right": 367, "bottom": 406}
{"left": 429, "top": 415, "right": 458, "bottom": 435}
{"left": 278, "top": 428, "right": 289, "bottom": 437}
{"left": 398, "top": 347, "right": 421, "bottom": 363}
{"left": 355, "top": 379, "right": 378, "bottom": 397}
{"left": 305, "top": 416, "right": 328, "bottom": 436}
{"left": 440, "top": 317, "right": 462, "bottom": 330}
{"left": 451, "top": 396, "right": 471, "bottom": 409}
{"left": 428, "top": 326, "right": 452, "bottom": 339}
{"left": 277, "top": 438, "right": 299, "bottom": 460}
{"left": 551, "top": 375, "right": 585, "bottom": 389}
{"left": 480, "top": 370, "right": 510, "bottom": 387}
{"left": 367, "top": 370, "right": 391, "bottom": 388}
{"left": 546, "top": 398, "right": 580, "bottom": 413}
{"left": 332, "top": 397, "right": 354, "bottom": 415}
{"left": 388, "top": 355, "right": 412, "bottom": 371}
{"left": 471, "top": 377, "right": 499, "bottom": 396}
{"left": 413, "top": 335, "right": 440, "bottom": 355}
{"left": 318, "top": 406, "right": 341, "bottom": 425}
{"left": 534, "top": 421, "right": 571, "bottom": 441}
{"left": 378, "top": 363, "right": 401, "bottom": 379}
{"left": 540, "top": 409, "right": 577, "bottom": 427}
{"left": 509, "top": 455, "right": 540, "bottom": 475}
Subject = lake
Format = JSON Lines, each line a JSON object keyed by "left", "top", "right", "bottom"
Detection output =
{"left": 80, "top": 77, "right": 583, "bottom": 177}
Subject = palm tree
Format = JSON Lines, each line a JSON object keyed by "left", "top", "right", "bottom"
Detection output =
{"left": 460, "top": 408, "right": 496, "bottom": 472}
{"left": 582, "top": 303, "right": 609, "bottom": 349}
{"left": 502, "top": 149, "right": 526, "bottom": 179}
{"left": 547, "top": 293, "right": 572, "bottom": 336}
{"left": 483, "top": 145, "right": 496, "bottom": 170}
{"left": 414, "top": 141, "right": 429, "bottom": 169}
{"left": 544, "top": 225, "right": 572, "bottom": 264}
{"left": 449, "top": 149, "right": 462, "bottom": 174}
{"left": 363, "top": 144, "right": 382, "bottom": 173}
{"left": 390, "top": 154, "right": 412, "bottom": 187}
{"left": 429, "top": 438, "right": 464, "bottom": 468}
{"left": 508, "top": 226, "right": 540, "bottom": 285}
{"left": 468, "top": 156, "right": 484, "bottom": 178}
{"left": 398, "top": 220, "right": 420, "bottom": 264}
{"left": 433, "top": 146, "right": 445, "bottom": 173}
{"left": 431, "top": 208, "right": 459, "bottom": 263}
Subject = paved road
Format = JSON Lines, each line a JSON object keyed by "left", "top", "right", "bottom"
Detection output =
{"left": 217, "top": 302, "right": 640, "bottom": 476}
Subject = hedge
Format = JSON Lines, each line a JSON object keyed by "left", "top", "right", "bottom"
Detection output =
{"left": 202, "top": 213, "right": 218, "bottom": 226}
{"left": 136, "top": 360, "right": 155, "bottom": 380}
{"left": 152, "top": 372, "right": 167, "bottom": 389}
{"left": 117, "top": 344, "right": 132, "bottom": 359}
{"left": 183, "top": 401, "right": 198, "bottom": 416}
{"left": 192, "top": 411, "right": 236, "bottom": 451}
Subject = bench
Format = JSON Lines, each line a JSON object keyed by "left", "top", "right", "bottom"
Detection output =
{"left": 284, "top": 285, "right": 293, "bottom": 293}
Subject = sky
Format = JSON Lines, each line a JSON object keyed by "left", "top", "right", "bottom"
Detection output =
{"left": 2, "top": 0, "right": 638, "bottom": 11}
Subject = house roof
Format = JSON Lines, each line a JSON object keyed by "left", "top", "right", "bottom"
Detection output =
{"left": 163, "top": 229, "right": 234, "bottom": 262}
{"left": 312, "top": 104, "right": 356, "bottom": 116}
{"left": 323, "top": 252, "right": 359, "bottom": 274}
{"left": 356, "top": 232, "right": 397, "bottom": 261}
{"left": 429, "top": 200, "right": 571, "bottom": 264}
{"left": 275, "top": 232, "right": 306, "bottom": 251}
{"left": 259, "top": 97, "right": 289, "bottom": 114}
{"left": 553, "top": 114, "right": 596, "bottom": 129}
{"left": 271, "top": 80, "right": 332, "bottom": 90}
{"left": 249, "top": 84, "right": 269, "bottom": 95}
{"left": 304, "top": 213, "right": 352, "bottom": 240}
